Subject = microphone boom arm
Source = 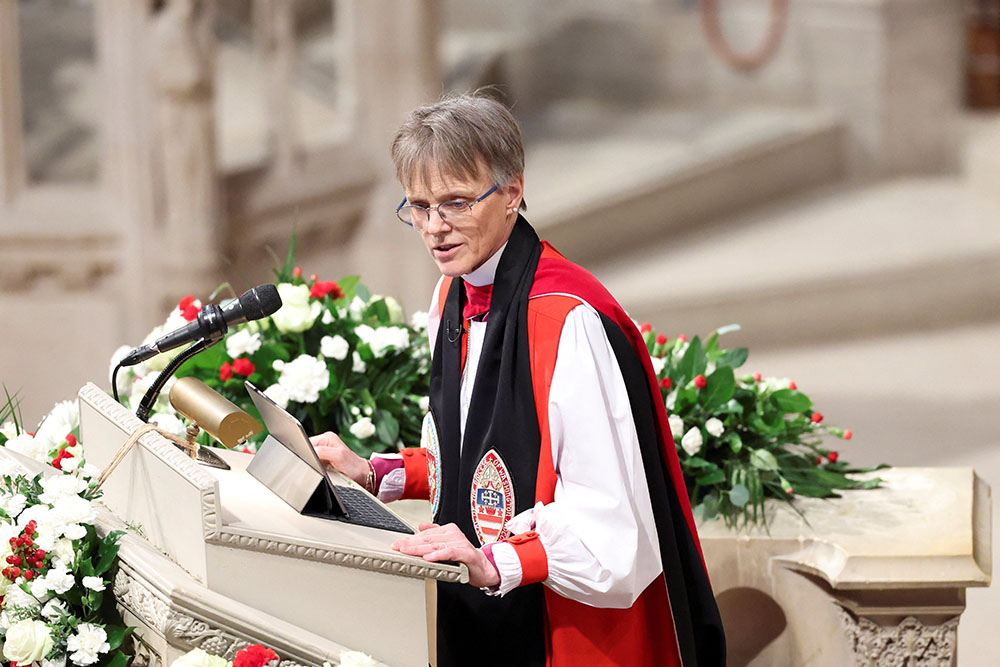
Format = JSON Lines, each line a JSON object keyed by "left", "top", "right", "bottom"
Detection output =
{"left": 136, "top": 337, "right": 218, "bottom": 423}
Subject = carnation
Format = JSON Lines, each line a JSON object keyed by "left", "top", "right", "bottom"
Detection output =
{"left": 39, "top": 474, "right": 89, "bottom": 504}
{"left": 34, "top": 400, "right": 79, "bottom": 448}
{"left": 82, "top": 576, "right": 106, "bottom": 591}
{"left": 151, "top": 411, "right": 188, "bottom": 438}
{"left": 320, "top": 334, "right": 350, "bottom": 361}
{"left": 275, "top": 355, "right": 330, "bottom": 403}
{"left": 5, "top": 433, "right": 49, "bottom": 462}
{"left": 352, "top": 351, "right": 366, "bottom": 373}
{"left": 410, "top": 310, "right": 429, "bottom": 331}
{"left": 356, "top": 325, "right": 410, "bottom": 358}
{"left": 66, "top": 623, "right": 111, "bottom": 666}
{"left": 349, "top": 417, "right": 376, "bottom": 440}
{"left": 233, "top": 643, "right": 279, "bottom": 667}
{"left": 226, "top": 329, "right": 263, "bottom": 358}
{"left": 172, "top": 648, "right": 232, "bottom": 667}
{"left": 339, "top": 650, "right": 378, "bottom": 667}
{"left": 262, "top": 384, "right": 290, "bottom": 409}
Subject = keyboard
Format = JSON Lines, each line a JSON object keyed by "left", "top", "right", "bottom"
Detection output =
{"left": 334, "top": 485, "right": 415, "bottom": 534}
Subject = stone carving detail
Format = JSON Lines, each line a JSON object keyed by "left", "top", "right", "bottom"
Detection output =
{"left": 114, "top": 567, "right": 172, "bottom": 633}
{"left": 131, "top": 633, "right": 163, "bottom": 667}
{"left": 840, "top": 609, "right": 958, "bottom": 666}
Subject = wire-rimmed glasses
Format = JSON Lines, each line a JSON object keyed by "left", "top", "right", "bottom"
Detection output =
{"left": 395, "top": 184, "right": 499, "bottom": 229}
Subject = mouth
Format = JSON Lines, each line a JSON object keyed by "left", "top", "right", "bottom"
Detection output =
{"left": 432, "top": 242, "right": 461, "bottom": 257}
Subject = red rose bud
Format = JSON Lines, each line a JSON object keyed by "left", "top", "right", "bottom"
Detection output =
{"left": 659, "top": 377, "right": 673, "bottom": 390}
{"left": 843, "top": 430, "right": 852, "bottom": 440}
{"left": 785, "top": 487, "right": 794, "bottom": 495}
{"left": 677, "top": 334, "right": 687, "bottom": 342}
{"left": 639, "top": 323, "right": 652, "bottom": 333}
{"left": 788, "top": 381, "right": 797, "bottom": 390}
{"left": 753, "top": 372, "right": 762, "bottom": 382}
{"left": 309, "top": 280, "right": 344, "bottom": 300}
{"left": 293, "top": 266, "right": 302, "bottom": 277}
{"left": 65, "top": 434, "right": 77, "bottom": 447}
{"left": 232, "top": 358, "right": 256, "bottom": 377}
{"left": 828, "top": 451, "right": 839, "bottom": 463}
{"left": 811, "top": 413, "right": 824, "bottom": 423}
{"left": 655, "top": 334, "right": 668, "bottom": 345}
{"left": 310, "top": 274, "right": 318, "bottom": 282}
{"left": 693, "top": 374, "right": 707, "bottom": 389}
{"left": 219, "top": 362, "right": 234, "bottom": 381}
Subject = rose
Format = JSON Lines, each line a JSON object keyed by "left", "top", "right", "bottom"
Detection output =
{"left": 668, "top": 415, "right": 684, "bottom": 440}
{"left": 172, "top": 648, "right": 231, "bottom": 667}
{"left": 233, "top": 644, "right": 279, "bottom": 667}
{"left": 272, "top": 283, "right": 322, "bottom": 333}
{"left": 3, "top": 619, "right": 54, "bottom": 663}
{"left": 352, "top": 351, "right": 366, "bottom": 373}
{"left": 320, "top": 335, "right": 350, "bottom": 361}
{"left": 349, "top": 417, "right": 376, "bottom": 439}
{"left": 650, "top": 356, "right": 665, "bottom": 375}
{"left": 680, "top": 427, "right": 703, "bottom": 457}
{"left": 705, "top": 418, "right": 724, "bottom": 437}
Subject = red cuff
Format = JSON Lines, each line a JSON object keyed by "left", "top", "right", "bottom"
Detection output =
{"left": 400, "top": 447, "right": 430, "bottom": 500}
{"left": 507, "top": 531, "right": 548, "bottom": 586}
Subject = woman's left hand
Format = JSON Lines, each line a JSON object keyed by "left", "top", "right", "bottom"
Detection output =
{"left": 392, "top": 522, "right": 500, "bottom": 589}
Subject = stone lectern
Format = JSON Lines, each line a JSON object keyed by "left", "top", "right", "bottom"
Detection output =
{"left": 77, "top": 383, "right": 466, "bottom": 667}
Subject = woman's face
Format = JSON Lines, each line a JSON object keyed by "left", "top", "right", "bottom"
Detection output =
{"left": 403, "top": 166, "right": 523, "bottom": 278}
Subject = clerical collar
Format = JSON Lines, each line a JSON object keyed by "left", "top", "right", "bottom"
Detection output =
{"left": 462, "top": 242, "right": 507, "bottom": 287}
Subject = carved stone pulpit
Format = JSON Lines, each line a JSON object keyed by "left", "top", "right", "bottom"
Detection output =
{"left": 77, "top": 383, "right": 466, "bottom": 666}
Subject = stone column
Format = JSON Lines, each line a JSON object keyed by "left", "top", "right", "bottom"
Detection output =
{"left": 0, "top": 0, "right": 25, "bottom": 204}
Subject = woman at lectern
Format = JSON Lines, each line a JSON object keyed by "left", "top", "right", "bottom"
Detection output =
{"left": 311, "top": 92, "right": 725, "bottom": 667}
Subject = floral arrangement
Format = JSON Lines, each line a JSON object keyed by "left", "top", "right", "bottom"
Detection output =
{"left": 110, "top": 238, "right": 431, "bottom": 458}
{"left": 0, "top": 397, "right": 131, "bottom": 666}
{"left": 641, "top": 323, "right": 884, "bottom": 526}
{"left": 171, "top": 644, "right": 377, "bottom": 667}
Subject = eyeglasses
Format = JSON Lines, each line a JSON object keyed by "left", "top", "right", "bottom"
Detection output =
{"left": 395, "top": 184, "right": 499, "bottom": 229}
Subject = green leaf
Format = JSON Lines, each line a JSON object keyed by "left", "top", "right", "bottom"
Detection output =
{"left": 696, "top": 469, "right": 726, "bottom": 486}
{"left": 94, "top": 530, "right": 124, "bottom": 575}
{"left": 105, "top": 625, "right": 133, "bottom": 652}
{"left": 723, "top": 431, "right": 742, "bottom": 453}
{"left": 729, "top": 483, "right": 750, "bottom": 507}
{"left": 749, "top": 448, "right": 779, "bottom": 471}
{"left": 718, "top": 347, "right": 749, "bottom": 369}
{"left": 375, "top": 410, "right": 399, "bottom": 446}
{"left": 700, "top": 366, "right": 735, "bottom": 411}
{"left": 677, "top": 337, "right": 706, "bottom": 385}
{"left": 105, "top": 650, "right": 132, "bottom": 667}
{"left": 771, "top": 389, "right": 812, "bottom": 414}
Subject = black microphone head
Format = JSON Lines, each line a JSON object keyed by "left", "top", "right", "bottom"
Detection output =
{"left": 238, "top": 284, "right": 282, "bottom": 320}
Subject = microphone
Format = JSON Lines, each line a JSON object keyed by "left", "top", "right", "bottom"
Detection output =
{"left": 120, "top": 284, "right": 282, "bottom": 367}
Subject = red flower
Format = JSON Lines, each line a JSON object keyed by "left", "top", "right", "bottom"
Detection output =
{"left": 639, "top": 323, "right": 652, "bottom": 333}
{"left": 293, "top": 266, "right": 302, "bottom": 277}
{"left": 815, "top": 455, "right": 823, "bottom": 465}
{"left": 655, "top": 334, "right": 668, "bottom": 345}
{"left": 219, "top": 362, "right": 234, "bottom": 381}
{"left": 828, "top": 451, "right": 839, "bottom": 463}
{"left": 659, "top": 377, "right": 673, "bottom": 390}
{"left": 310, "top": 273, "right": 318, "bottom": 282}
{"left": 178, "top": 295, "right": 196, "bottom": 311}
{"left": 677, "top": 334, "right": 687, "bottom": 342}
{"left": 785, "top": 487, "right": 794, "bottom": 495}
{"left": 234, "top": 644, "right": 279, "bottom": 667}
{"left": 810, "top": 413, "right": 824, "bottom": 424}
{"left": 752, "top": 372, "right": 762, "bottom": 382}
{"left": 232, "top": 358, "right": 256, "bottom": 377}
{"left": 788, "top": 381, "right": 797, "bottom": 390}
{"left": 65, "top": 433, "right": 77, "bottom": 447}
{"left": 50, "top": 447, "right": 74, "bottom": 471}
{"left": 693, "top": 374, "right": 707, "bottom": 389}
{"left": 310, "top": 280, "right": 344, "bottom": 301}
{"left": 843, "top": 430, "right": 853, "bottom": 440}
{"left": 178, "top": 295, "right": 200, "bottom": 321}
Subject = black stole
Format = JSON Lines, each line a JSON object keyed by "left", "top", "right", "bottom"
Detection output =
{"left": 428, "top": 217, "right": 547, "bottom": 667}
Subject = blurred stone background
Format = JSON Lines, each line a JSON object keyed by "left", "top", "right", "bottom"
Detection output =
{"left": 0, "top": 0, "right": 997, "bottom": 663}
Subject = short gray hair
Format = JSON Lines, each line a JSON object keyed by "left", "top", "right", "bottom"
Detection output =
{"left": 391, "top": 91, "right": 525, "bottom": 207}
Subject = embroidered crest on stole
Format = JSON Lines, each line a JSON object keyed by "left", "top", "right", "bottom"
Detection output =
{"left": 422, "top": 412, "right": 442, "bottom": 517}
{"left": 470, "top": 449, "right": 515, "bottom": 545}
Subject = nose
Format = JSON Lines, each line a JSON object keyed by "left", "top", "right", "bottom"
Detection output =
{"left": 423, "top": 207, "right": 451, "bottom": 234}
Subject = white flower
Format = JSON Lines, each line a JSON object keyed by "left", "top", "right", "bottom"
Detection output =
{"left": 29, "top": 576, "right": 52, "bottom": 599}
{"left": 383, "top": 296, "right": 404, "bottom": 323}
{"left": 41, "top": 598, "right": 68, "bottom": 622}
{"left": 4, "top": 434, "right": 49, "bottom": 462}
{"left": 321, "top": 309, "right": 335, "bottom": 325}
{"left": 52, "top": 538, "right": 76, "bottom": 566}
{"left": 43, "top": 654, "right": 68, "bottom": 667}
{"left": 681, "top": 427, "right": 703, "bottom": 457}
{"left": 665, "top": 390, "right": 677, "bottom": 411}
{"left": 41, "top": 564, "right": 75, "bottom": 595}
{"left": 226, "top": 329, "right": 262, "bottom": 358}
{"left": 272, "top": 283, "right": 322, "bottom": 333}
{"left": 82, "top": 576, "right": 106, "bottom": 592}
{"left": 34, "top": 400, "right": 79, "bottom": 448}
{"left": 650, "top": 356, "right": 666, "bottom": 375}
{"left": 320, "top": 335, "right": 350, "bottom": 360}
{"left": 349, "top": 417, "right": 376, "bottom": 440}
{"left": 0, "top": 492, "right": 27, "bottom": 519}
{"left": 62, "top": 524, "right": 87, "bottom": 540}
{"left": 350, "top": 406, "right": 360, "bottom": 416}
{"left": 339, "top": 650, "right": 378, "bottom": 667}
{"left": 352, "top": 351, "right": 366, "bottom": 373}
{"left": 668, "top": 415, "right": 684, "bottom": 440}
{"left": 150, "top": 412, "right": 187, "bottom": 438}
{"left": 3, "top": 619, "right": 54, "bottom": 663}
{"left": 706, "top": 418, "right": 725, "bottom": 437}
{"left": 172, "top": 648, "right": 230, "bottom": 667}
{"left": 52, "top": 494, "right": 97, "bottom": 527}
{"left": 1, "top": 420, "right": 18, "bottom": 440}
{"left": 39, "top": 475, "right": 89, "bottom": 504}
{"left": 356, "top": 325, "right": 409, "bottom": 358}
{"left": 419, "top": 396, "right": 430, "bottom": 413}
{"left": 66, "top": 623, "right": 110, "bottom": 666}
{"left": 276, "top": 354, "right": 330, "bottom": 403}
{"left": 261, "top": 383, "right": 289, "bottom": 409}
{"left": 348, "top": 296, "right": 367, "bottom": 320}
{"left": 410, "top": 310, "right": 429, "bottom": 331}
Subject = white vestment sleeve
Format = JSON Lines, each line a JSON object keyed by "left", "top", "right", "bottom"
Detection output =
{"left": 491, "top": 304, "right": 663, "bottom": 608}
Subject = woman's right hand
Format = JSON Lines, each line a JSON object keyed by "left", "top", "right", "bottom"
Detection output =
{"left": 309, "top": 431, "right": 368, "bottom": 486}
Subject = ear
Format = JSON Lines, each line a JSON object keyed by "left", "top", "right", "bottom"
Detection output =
{"left": 503, "top": 175, "right": 524, "bottom": 213}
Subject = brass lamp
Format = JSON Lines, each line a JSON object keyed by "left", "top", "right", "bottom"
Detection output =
{"left": 168, "top": 377, "right": 263, "bottom": 469}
